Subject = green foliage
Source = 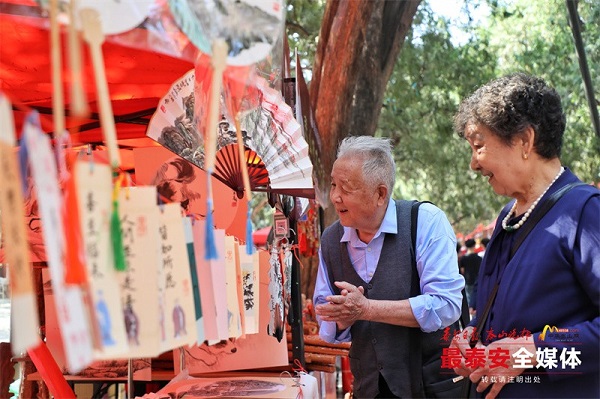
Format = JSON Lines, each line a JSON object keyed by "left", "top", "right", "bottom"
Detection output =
{"left": 379, "top": 0, "right": 600, "bottom": 235}
{"left": 379, "top": 0, "right": 503, "bottom": 234}
{"left": 286, "top": 0, "right": 324, "bottom": 70}
{"left": 249, "top": 192, "right": 274, "bottom": 230}
{"left": 284, "top": 0, "right": 599, "bottom": 236}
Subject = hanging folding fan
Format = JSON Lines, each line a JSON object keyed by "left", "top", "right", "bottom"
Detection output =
{"left": 147, "top": 69, "right": 314, "bottom": 198}
{"left": 214, "top": 144, "right": 269, "bottom": 199}
{"left": 238, "top": 76, "right": 314, "bottom": 198}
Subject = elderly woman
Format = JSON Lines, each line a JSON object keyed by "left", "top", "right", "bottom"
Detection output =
{"left": 451, "top": 73, "right": 599, "bottom": 398}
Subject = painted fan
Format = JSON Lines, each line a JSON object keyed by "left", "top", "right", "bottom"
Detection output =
{"left": 37, "top": 0, "right": 155, "bottom": 35}
{"left": 214, "top": 144, "right": 269, "bottom": 199}
{"left": 168, "top": 0, "right": 285, "bottom": 67}
{"left": 147, "top": 70, "right": 314, "bottom": 199}
{"left": 239, "top": 75, "right": 314, "bottom": 198}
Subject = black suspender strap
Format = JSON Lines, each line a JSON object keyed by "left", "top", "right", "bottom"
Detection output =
{"left": 411, "top": 201, "right": 469, "bottom": 328}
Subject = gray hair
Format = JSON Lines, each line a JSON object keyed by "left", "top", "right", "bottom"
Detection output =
{"left": 336, "top": 136, "right": 395, "bottom": 200}
{"left": 454, "top": 73, "right": 564, "bottom": 159}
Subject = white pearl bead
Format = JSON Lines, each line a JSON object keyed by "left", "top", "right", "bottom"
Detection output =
{"left": 502, "top": 167, "right": 564, "bottom": 232}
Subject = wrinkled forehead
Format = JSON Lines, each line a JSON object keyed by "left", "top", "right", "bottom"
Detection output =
{"left": 332, "top": 155, "right": 363, "bottom": 176}
{"left": 464, "top": 123, "right": 486, "bottom": 141}
{"left": 331, "top": 157, "right": 364, "bottom": 191}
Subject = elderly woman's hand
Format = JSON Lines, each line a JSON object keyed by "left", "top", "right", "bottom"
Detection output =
{"left": 451, "top": 332, "right": 538, "bottom": 399}
{"left": 451, "top": 326, "right": 478, "bottom": 378}
{"left": 314, "top": 281, "right": 370, "bottom": 330}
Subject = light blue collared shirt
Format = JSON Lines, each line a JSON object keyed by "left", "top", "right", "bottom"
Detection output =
{"left": 313, "top": 199, "right": 464, "bottom": 343}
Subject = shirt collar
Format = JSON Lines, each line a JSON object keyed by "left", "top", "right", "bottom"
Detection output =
{"left": 340, "top": 198, "right": 398, "bottom": 243}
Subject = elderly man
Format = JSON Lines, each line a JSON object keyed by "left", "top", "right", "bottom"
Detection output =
{"left": 313, "top": 136, "right": 464, "bottom": 398}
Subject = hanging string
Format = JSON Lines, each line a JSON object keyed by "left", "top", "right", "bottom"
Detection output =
{"left": 290, "top": 240, "right": 306, "bottom": 270}
{"left": 292, "top": 358, "right": 307, "bottom": 374}
{"left": 280, "top": 370, "right": 303, "bottom": 387}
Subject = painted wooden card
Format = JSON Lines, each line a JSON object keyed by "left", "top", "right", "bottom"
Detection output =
{"left": 224, "top": 236, "right": 243, "bottom": 339}
{"left": 157, "top": 202, "right": 198, "bottom": 351}
{"left": 118, "top": 186, "right": 161, "bottom": 358}
{"left": 239, "top": 245, "right": 260, "bottom": 335}
{"left": 75, "top": 161, "right": 129, "bottom": 359}
{"left": 23, "top": 115, "right": 93, "bottom": 372}
{"left": 183, "top": 216, "right": 205, "bottom": 345}
{"left": 210, "top": 229, "right": 230, "bottom": 342}
{"left": 191, "top": 218, "right": 218, "bottom": 342}
{"left": 0, "top": 96, "right": 40, "bottom": 354}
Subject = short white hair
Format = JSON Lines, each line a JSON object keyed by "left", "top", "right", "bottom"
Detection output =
{"left": 336, "top": 136, "right": 395, "bottom": 200}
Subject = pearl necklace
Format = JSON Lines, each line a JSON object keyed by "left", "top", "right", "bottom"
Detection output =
{"left": 502, "top": 167, "right": 565, "bottom": 232}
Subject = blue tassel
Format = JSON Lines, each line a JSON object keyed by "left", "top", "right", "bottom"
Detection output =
{"left": 17, "top": 138, "right": 29, "bottom": 195}
{"left": 18, "top": 112, "right": 42, "bottom": 195}
{"left": 205, "top": 198, "right": 218, "bottom": 260}
{"left": 246, "top": 208, "right": 254, "bottom": 255}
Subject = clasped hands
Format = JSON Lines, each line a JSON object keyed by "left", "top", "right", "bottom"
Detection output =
{"left": 314, "top": 281, "right": 370, "bottom": 331}
{"left": 450, "top": 326, "right": 538, "bottom": 399}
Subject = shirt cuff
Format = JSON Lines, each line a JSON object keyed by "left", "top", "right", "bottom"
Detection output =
{"left": 409, "top": 295, "right": 442, "bottom": 333}
{"left": 318, "top": 320, "right": 351, "bottom": 343}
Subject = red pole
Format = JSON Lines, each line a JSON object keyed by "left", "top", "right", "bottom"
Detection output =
{"left": 28, "top": 342, "right": 76, "bottom": 399}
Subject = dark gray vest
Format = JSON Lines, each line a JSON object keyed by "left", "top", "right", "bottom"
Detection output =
{"left": 320, "top": 200, "right": 419, "bottom": 398}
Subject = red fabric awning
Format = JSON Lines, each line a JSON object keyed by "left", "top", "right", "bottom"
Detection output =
{"left": 0, "top": 5, "right": 194, "bottom": 145}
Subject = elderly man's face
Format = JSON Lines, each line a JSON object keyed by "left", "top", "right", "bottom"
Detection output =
{"left": 330, "top": 156, "right": 382, "bottom": 231}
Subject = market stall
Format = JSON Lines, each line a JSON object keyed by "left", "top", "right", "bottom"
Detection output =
{"left": 0, "top": 1, "right": 341, "bottom": 398}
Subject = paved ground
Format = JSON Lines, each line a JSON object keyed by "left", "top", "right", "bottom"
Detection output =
{"left": 0, "top": 298, "right": 10, "bottom": 342}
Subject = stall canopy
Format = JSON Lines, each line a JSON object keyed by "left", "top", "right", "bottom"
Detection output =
{"left": 1, "top": 2, "right": 314, "bottom": 199}
{"left": 0, "top": 1, "right": 194, "bottom": 154}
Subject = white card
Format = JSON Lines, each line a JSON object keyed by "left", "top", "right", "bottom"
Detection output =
{"left": 157, "top": 203, "right": 198, "bottom": 351}
{"left": 24, "top": 115, "right": 93, "bottom": 372}
{"left": 118, "top": 186, "right": 162, "bottom": 358}
{"left": 75, "top": 161, "right": 129, "bottom": 359}
{"left": 239, "top": 246, "right": 259, "bottom": 335}
{"left": 183, "top": 217, "right": 205, "bottom": 345}
{"left": 224, "top": 236, "right": 242, "bottom": 338}
{"left": 0, "top": 96, "right": 40, "bottom": 354}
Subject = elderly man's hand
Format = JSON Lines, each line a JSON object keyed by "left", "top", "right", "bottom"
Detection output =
{"left": 314, "top": 281, "right": 370, "bottom": 330}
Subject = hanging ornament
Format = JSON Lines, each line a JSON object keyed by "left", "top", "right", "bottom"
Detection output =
{"left": 267, "top": 243, "right": 284, "bottom": 342}
{"left": 282, "top": 240, "right": 292, "bottom": 308}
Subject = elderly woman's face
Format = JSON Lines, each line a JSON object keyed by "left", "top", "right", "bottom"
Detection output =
{"left": 465, "top": 123, "right": 526, "bottom": 198}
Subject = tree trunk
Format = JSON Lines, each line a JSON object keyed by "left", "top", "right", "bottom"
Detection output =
{"left": 310, "top": 0, "right": 421, "bottom": 228}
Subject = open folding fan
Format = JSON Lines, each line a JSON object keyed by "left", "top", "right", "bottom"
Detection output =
{"left": 239, "top": 76, "right": 314, "bottom": 198}
{"left": 147, "top": 69, "right": 314, "bottom": 199}
{"left": 214, "top": 144, "right": 269, "bottom": 199}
